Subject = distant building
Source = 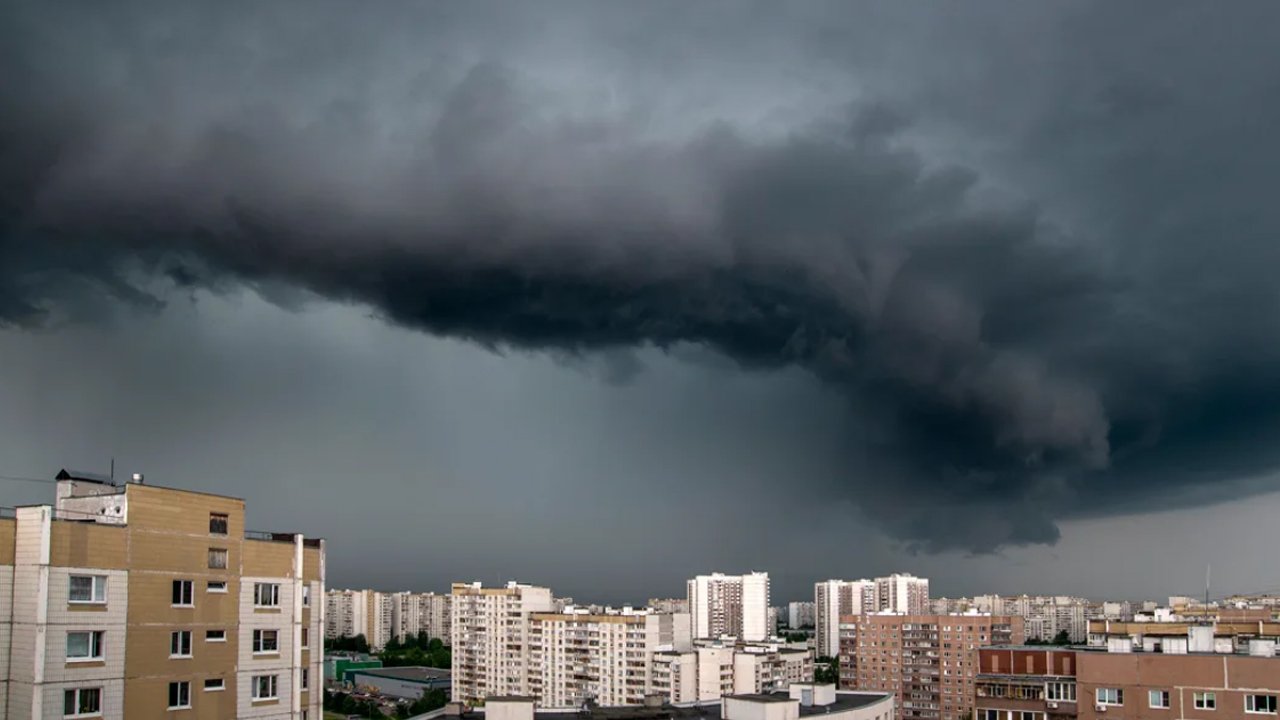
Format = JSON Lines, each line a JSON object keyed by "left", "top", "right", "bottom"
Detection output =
{"left": 840, "top": 613, "right": 1023, "bottom": 720}
{"left": 451, "top": 581, "right": 556, "bottom": 703}
{"left": 346, "top": 666, "right": 450, "bottom": 700}
{"left": 0, "top": 468, "right": 324, "bottom": 719}
{"left": 649, "top": 598, "right": 691, "bottom": 615}
{"left": 874, "top": 574, "right": 930, "bottom": 615}
{"left": 789, "top": 601, "right": 816, "bottom": 629}
{"left": 815, "top": 580, "right": 875, "bottom": 658}
{"left": 462, "top": 689, "right": 895, "bottom": 720}
{"left": 688, "top": 572, "right": 771, "bottom": 642}
{"left": 651, "top": 640, "right": 813, "bottom": 703}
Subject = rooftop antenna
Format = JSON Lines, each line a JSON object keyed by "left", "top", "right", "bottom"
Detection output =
{"left": 1205, "top": 563, "right": 1211, "bottom": 607}
{"left": 110, "top": 457, "right": 115, "bottom": 482}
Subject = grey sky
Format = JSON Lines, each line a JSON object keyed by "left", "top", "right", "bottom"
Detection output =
{"left": 3, "top": 1, "right": 1280, "bottom": 604}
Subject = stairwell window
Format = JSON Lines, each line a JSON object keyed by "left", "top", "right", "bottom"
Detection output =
{"left": 254, "top": 582, "right": 280, "bottom": 607}
{"left": 1247, "top": 696, "right": 1278, "bottom": 714}
{"left": 172, "top": 579, "right": 193, "bottom": 607}
{"left": 170, "top": 630, "right": 192, "bottom": 658}
{"left": 209, "top": 512, "right": 228, "bottom": 535}
{"left": 207, "top": 548, "right": 227, "bottom": 569}
{"left": 68, "top": 575, "right": 107, "bottom": 604}
{"left": 63, "top": 687, "right": 101, "bottom": 718}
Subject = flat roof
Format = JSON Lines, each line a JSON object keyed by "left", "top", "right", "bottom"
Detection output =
{"left": 726, "top": 694, "right": 793, "bottom": 703}
{"left": 798, "top": 694, "right": 889, "bottom": 716}
{"left": 533, "top": 705, "right": 722, "bottom": 720}
{"left": 350, "top": 666, "right": 451, "bottom": 683}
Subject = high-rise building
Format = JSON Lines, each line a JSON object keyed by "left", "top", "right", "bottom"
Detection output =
{"left": 325, "top": 589, "right": 452, "bottom": 647}
{"left": 875, "top": 574, "right": 930, "bottom": 615}
{"left": 651, "top": 640, "right": 812, "bottom": 703}
{"left": 789, "top": 601, "right": 816, "bottom": 629}
{"left": 816, "top": 580, "right": 876, "bottom": 658}
{"left": 688, "top": 572, "right": 771, "bottom": 642}
{"left": 325, "top": 589, "right": 368, "bottom": 640}
{"left": 0, "top": 469, "right": 324, "bottom": 719}
{"left": 450, "top": 581, "right": 556, "bottom": 703}
{"left": 840, "top": 613, "right": 1023, "bottom": 720}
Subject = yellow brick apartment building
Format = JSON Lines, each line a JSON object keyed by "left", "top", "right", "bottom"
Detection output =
{"left": 0, "top": 469, "right": 325, "bottom": 719}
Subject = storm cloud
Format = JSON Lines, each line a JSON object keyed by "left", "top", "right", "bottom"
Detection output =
{"left": 4, "top": 1, "right": 1280, "bottom": 554}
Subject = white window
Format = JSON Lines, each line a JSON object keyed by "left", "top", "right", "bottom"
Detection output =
{"left": 254, "top": 583, "right": 280, "bottom": 607}
{"left": 252, "top": 674, "right": 279, "bottom": 701}
{"left": 170, "top": 630, "right": 192, "bottom": 658}
{"left": 171, "top": 579, "right": 193, "bottom": 607}
{"left": 1098, "top": 688, "right": 1123, "bottom": 706}
{"left": 252, "top": 629, "right": 279, "bottom": 654}
{"left": 301, "top": 667, "right": 309, "bottom": 690}
{"left": 1150, "top": 690, "right": 1170, "bottom": 709}
{"left": 206, "top": 580, "right": 227, "bottom": 593}
{"left": 302, "top": 585, "right": 311, "bottom": 606}
{"left": 205, "top": 629, "right": 226, "bottom": 642}
{"left": 1247, "top": 696, "right": 1278, "bottom": 714}
{"left": 66, "top": 631, "right": 105, "bottom": 661}
{"left": 203, "top": 678, "right": 225, "bottom": 692}
{"left": 1047, "top": 682, "right": 1076, "bottom": 702}
{"left": 68, "top": 575, "right": 107, "bottom": 604}
{"left": 63, "top": 687, "right": 102, "bottom": 717}
{"left": 168, "top": 681, "right": 191, "bottom": 709}
{"left": 207, "top": 548, "right": 227, "bottom": 569}
{"left": 1196, "top": 693, "right": 1217, "bottom": 710}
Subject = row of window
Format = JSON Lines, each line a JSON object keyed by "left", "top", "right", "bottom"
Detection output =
{"left": 65, "top": 626, "right": 308, "bottom": 662}
{"left": 63, "top": 673, "right": 305, "bottom": 718}
{"left": 1096, "top": 688, "right": 1277, "bottom": 714}
{"left": 71, "top": 575, "right": 307, "bottom": 607}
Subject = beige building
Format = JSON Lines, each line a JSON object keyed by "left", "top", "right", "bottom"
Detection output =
{"left": 451, "top": 581, "right": 556, "bottom": 703}
{"left": 0, "top": 469, "right": 324, "bottom": 719}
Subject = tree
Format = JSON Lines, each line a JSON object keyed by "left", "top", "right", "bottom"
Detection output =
{"left": 814, "top": 656, "right": 840, "bottom": 684}
{"left": 1052, "top": 630, "right": 1071, "bottom": 645}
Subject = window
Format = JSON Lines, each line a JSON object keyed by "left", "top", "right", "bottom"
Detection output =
{"left": 1150, "top": 691, "right": 1170, "bottom": 709}
{"left": 168, "top": 681, "right": 191, "bottom": 709}
{"left": 206, "top": 580, "right": 227, "bottom": 593}
{"left": 63, "top": 687, "right": 102, "bottom": 717}
{"left": 1098, "top": 688, "right": 1123, "bottom": 706}
{"left": 301, "top": 667, "right": 309, "bottom": 690}
{"left": 209, "top": 512, "right": 228, "bottom": 535}
{"left": 170, "top": 630, "right": 192, "bottom": 658}
{"left": 254, "top": 583, "right": 280, "bottom": 607}
{"left": 172, "top": 579, "right": 193, "bottom": 607}
{"left": 207, "top": 548, "right": 227, "bottom": 569}
{"left": 204, "top": 678, "right": 225, "bottom": 692}
{"left": 66, "top": 631, "right": 105, "bottom": 661}
{"left": 68, "top": 575, "right": 107, "bottom": 604}
{"left": 302, "top": 585, "right": 311, "bottom": 606}
{"left": 252, "top": 674, "right": 279, "bottom": 701}
{"left": 301, "top": 627, "right": 309, "bottom": 649}
{"left": 1247, "top": 696, "right": 1278, "bottom": 714}
{"left": 205, "top": 629, "right": 226, "bottom": 642}
{"left": 983, "top": 711, "right": 1000, "bottom": 720}
{"left": 252, "top": 629, "right": 279, "bottom": 654}
{"left": 1047, "top": 682, "right": 1076, "bottom": 702}
{"left": 1196, "top": 693, "right": 1217, "bottom": 710}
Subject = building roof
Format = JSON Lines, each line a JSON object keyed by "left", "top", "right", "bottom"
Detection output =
{"left": 726, "top": 694, "right": 793, "bottom": 703}
{"left": 350, "top": 666, "right": 451, "bottom": 683}
{"left": 796, "top": 694, "right": 889, "bottom": 716}
{"left": 532, "top": 704, "right": 722, "bottom": 720}
{"left": 56, "top": 468, "right": 115, "bottom": 484}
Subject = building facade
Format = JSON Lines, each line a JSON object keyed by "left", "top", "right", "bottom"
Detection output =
{"left": 816, "top": 581, "right": 875, "bottom": 658}
{"left": 450, "top": 581, "right": 556, "bottom": 703}
{"left": 0, "top": 469, "right": 324, "bottom": 719}
{"left": 789, "top": 602, "right": 816, "bottom": 630}
{"left": 840, "top": 613, "right": 1023, "bottom": 720}
{"left": 688, "top": 572, "right": 771, "bottom": 642}
{"left": 874, "top": 575, "right": 930, "bottom": 616}
{"left": 974, "top": 647, "right": 1078, "bottom": 720}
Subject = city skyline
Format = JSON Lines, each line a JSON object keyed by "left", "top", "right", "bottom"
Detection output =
{"left": 5, "top": 2, "right": 1280, "bottom": 608}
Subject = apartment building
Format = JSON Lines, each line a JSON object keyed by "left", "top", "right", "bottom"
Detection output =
{"left": 875, "top": 575, "right": 930, "bottom": 615}
{"left": 0, "top": 469, "right": 324, "bottom": 719}
{"left": 649, "top": 598, "right": 691, "bottom": 615}
{"left": 650, "top": 641, "right": 812, "bottom": 704}
{"left": 324, "top": 589, "right": 369, "bottom": 640}
{"left": 817, "top": 580, "right": 876, "bottom": 658}
{"left": 688, "top": 572, "right": 771, "bottom": 642}
{"left": 450, "top": 581, "right": 556, "bottom": 703}
{"left": 325, "top": 589, "right": 452, "bottom": 648}
{"left": 789, "top": 602, "right": 816, "bottom": 630}
{"left": 840, "top": 613, "right": 1023, "bottom": 720}
{"left": 974, "top": 647, "right": 1078, "bottom": 720}
{"left": 528, "top": 606, "right": 682, "bottom": 707}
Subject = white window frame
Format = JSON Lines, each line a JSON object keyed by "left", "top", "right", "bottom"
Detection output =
{"left": 170, "top": 630, "right": 193, "bottom": 658}
{"left": 1196, "top": 692, "right": 1217, "bottom": 710}
{"left": 1047, "top": 682, "right": 1076, "bottom": 702}
{"left": 302, "top": 585, "right": 311, "bottom": 606}
{"left": 66, "top": 630, "right": 105, "bottom": 662}
{"left": 63, "top": 686, "right": 102, "bottom": 718}
{"left": 1098, "top": 688, "right": 1123, "bottom": 706}
{"left": 171, "top": 579, "right": 194, "bottom": 607}
{"left": 206, "top": 580, "right": 227, "bottom": 593}
{"left": 252, "top": 628, "right": 280, "bottom": 655}
{"left": 1247, "top": 695, "right": 1278, "bottom": 715}
{"left": 1150, "top": 690, "right": 1170, "bottom": 709}
{"left": 254, "top": 582, "right": 280, "bottom": 608}
{"left": 168, "top": 680, "right": 192, "bottom": 710}
{"left": 203, "top": 678, "right": 225, "bottom": 692}
{"left": 68, "top": 575, "right": 107, "bottom": 604}
{"left": 205, "top": 629, "right": 226, "bottom": 643}
{"left": 252, "top": 674, "right": 279, "bottom": 701}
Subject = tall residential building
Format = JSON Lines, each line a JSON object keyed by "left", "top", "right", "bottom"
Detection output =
{"left": 450, "top": 581, "right": 556, "bottom": 703}
{"left": 651, "top": 640, "right": 812, "bottom": 703}
{"left": 527, "top": 606, "right": 682, "bottom": 707}
{"left": 788, "top": 601, "right": 816, "bottom": 629}
{"left": 687, "top": 572, "right": 771, "bottom": 642}
{"left": 325, "top": 589, "right": 368, "bottom": 640}
{"left": 840, "top": 613, "right": 1023, "bottom": 720}
{"left": 325, "top": 589, "right": 452, "bottom": 647}
{"left": 816, "top": 580, "right": 875, "bottom": 658}
{"left": 0, "top": 469, "right": 324, "bottom": 719}
{"left": 875, "top": 574, "right": 930, "bottom": 615}
{"left": 649, "top": 598, "right": 690, "bottom": 615}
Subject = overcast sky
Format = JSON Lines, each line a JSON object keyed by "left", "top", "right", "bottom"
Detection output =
{"left": 4, "top": 1, "right": 1280, "bottom": 605}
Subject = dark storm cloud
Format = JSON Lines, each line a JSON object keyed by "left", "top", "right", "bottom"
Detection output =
{"left": 3, "top": 1, "right": 1280, "bottom": 552}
